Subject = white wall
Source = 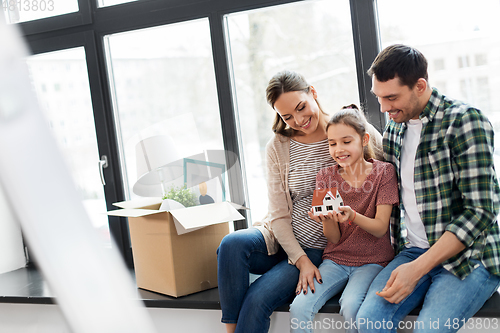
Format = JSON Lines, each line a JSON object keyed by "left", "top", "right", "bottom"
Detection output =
{"left": 0, "top": 304, "right": 497, "bottom": 333}
{"left": 0, "top": 184, "right": 26, "bottom": 274}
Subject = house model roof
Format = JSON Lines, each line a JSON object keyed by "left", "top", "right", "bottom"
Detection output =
{"left": 312, "top": 188, "right": 338, "bottom": 206}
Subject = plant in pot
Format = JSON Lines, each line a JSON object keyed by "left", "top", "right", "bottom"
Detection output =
{"left": 159, "top": 184, "right": 198, "bottom": 211}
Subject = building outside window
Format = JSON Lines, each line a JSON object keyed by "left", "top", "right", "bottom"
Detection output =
{"left": 377, "top": 0, "right": 500, "bottom": 175}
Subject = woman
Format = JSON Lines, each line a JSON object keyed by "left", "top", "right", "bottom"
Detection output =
{"left": 217, "top": 70, "right": 382, "bottom": 333}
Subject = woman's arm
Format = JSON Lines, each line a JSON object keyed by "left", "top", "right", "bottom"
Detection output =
{"left": 265, "top": 137, "right": 325, "bottom": 294}
{"left": 265, "top": 138, "right": 307, "bottom": 264}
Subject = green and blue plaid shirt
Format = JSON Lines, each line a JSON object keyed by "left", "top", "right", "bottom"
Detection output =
{"left": 384, "top": 88, "right": 500, "bottom": 279}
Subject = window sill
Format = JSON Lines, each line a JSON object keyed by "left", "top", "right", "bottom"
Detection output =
{"left": 1, "top": 267, "right": 500, "bottom": 318}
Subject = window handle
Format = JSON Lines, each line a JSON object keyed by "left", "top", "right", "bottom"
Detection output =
{"left": 99, "top": 155, "right": 108, "bottom": 186}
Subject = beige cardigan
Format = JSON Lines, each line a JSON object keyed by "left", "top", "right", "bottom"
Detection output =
{"left": 255, "top": 134, "right": 302, "bottom": 264}
{"left": 255, "top": 124, "right": 383, "bottom": 265}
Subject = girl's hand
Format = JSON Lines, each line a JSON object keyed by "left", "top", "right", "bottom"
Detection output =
{"left": 337, "top": 206, "right": 354, "bottom": 223}
{"left": 295, "top": 255, "right": 322, "bottom": 295}
{"left": 309, "top": 208, "right": 342, "bottom": 244}
{"left": 308, "top": 208, "right": 335, "bottom": 223}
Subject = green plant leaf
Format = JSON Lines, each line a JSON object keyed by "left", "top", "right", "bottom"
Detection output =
{"left": 162, "top": 184, "right": 198, "bottom": 207}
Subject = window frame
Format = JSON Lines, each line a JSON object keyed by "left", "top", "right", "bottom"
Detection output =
{"left": 16, "top": 0, "right": 382, "bottom": 266}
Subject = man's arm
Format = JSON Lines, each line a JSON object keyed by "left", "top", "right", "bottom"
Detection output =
{"left": 378, "top": 107, "right": 499, "bottom": 303}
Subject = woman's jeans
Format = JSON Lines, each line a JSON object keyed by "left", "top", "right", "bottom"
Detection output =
{"left": 290, "top": 260, "right": 382, "bottom": 333}
{"left": 217, "top": 227, "right": 323, "bottom": 333}
{"left": 357, "top": 247, "right": 500, "bottom": 333}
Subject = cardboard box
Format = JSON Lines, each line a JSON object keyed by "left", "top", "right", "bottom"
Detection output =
{"left": 108, "top": 197, "right": 244, "bottom": 297}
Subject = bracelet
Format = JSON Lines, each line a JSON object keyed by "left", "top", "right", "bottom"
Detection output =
{"left": 348, "top": 210, "right": 356, "bottom": 225}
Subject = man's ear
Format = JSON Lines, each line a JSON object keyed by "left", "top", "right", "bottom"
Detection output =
{"left": 415, "top": 78, "right": 428, "bottom": 96}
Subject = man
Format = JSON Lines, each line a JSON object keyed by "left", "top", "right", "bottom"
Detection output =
{"left": 357, "top": 44, "right": 500, "bottom": 332}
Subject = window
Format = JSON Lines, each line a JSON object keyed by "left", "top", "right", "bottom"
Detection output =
{"left": 2, "top": 0, "right": 78, "bottom": 24}
{"left": 475, "top": 54, "right": 488, "bottom": 66}
{"left": 377, "top": 0, "right": 500, "bottom": 175}
{"left": 476, "top": 77, "right": 491, "bottom": 111}
{"left": 104, "top": 19, "right": 226, "bottom": 202}
{"left": 458, "top": 55, "right": 470, "bottom": 68}
{"left": 226, "top": 0, "right": 358, "bottom": 223}
{"left": 26, "top": 47, "right": 111, "bottom": 244}
{"left": 434, "top": 58, "right": 445, "bottom": 71}
{"left": 434, "top": 81, "right": 447, "bottom": 93}
{"left": 326, "top": 206, "right": 333, "bottom": 211}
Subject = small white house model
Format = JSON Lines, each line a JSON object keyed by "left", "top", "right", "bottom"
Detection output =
{"left": 312, "top": 188, "right": 344, "bottom": 216}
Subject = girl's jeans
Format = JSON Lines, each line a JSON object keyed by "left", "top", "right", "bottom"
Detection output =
{"left": 217, "top": 227, "right": 323, "bottom": 333}
{"left": 290, "top": 260, "right": 383, "bottom": 333}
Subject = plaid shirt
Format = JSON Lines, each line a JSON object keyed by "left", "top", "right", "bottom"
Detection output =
{"left": 384, "top": 88, "right": 500, "bottom": 279}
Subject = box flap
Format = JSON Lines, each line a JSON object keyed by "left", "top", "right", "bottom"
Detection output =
{"left": 106, "top": 208, "right": 163, "bottom": 218}
{"left": 171, "top": 220, "right": 204, "bottom": 235}
{"left": 113, "top": 197, "right": 162, "bottom": 209}
{"left": 170, "top": 202, "right": 244, "bottom": 234}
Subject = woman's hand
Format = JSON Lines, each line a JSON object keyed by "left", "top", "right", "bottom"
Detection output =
{"left": 295, "top": 255, "right": 322, "bottom": 295}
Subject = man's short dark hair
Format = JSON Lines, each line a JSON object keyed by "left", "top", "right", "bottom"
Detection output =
{"left": 367, "top": 44, "right": 428, "bottom": 88}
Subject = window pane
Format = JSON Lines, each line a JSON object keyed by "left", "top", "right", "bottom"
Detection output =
{"left": 2, "top": 0, "right": 78, "bottom": 24}
{"left": 377, "top": 0, "right": 500, "bottom": 175}
{"left": 104, "top": 19, "right": 225, "bottom": 204}
{"left": 97, "top": 0, "right": 137, "bottom": 7}
{"left": 26, "top": 48, "right": 111, "bottom": 243}
{"left": 226, "top": 0, "right": 358, "bottom": 223}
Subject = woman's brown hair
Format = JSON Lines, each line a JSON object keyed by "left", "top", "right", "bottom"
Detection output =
{"left": 266, "top": 70, "right": 328, "bottom": 137}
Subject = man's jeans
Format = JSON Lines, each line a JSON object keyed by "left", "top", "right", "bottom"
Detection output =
{"left": 357, "top": 247, "right": 500, "bottom": 333}
{"left": 217, "top": 227, "right": 323, "bottom": 333}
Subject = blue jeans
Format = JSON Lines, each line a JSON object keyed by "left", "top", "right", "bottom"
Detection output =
{"left": 217, "top": 228, "right": 323, "bottom": 333}
{"left": 290, "top": 260, "right": 383, "bottom": 333}
{"left": 357, "top": 247, "right": 500, "bottom": 333}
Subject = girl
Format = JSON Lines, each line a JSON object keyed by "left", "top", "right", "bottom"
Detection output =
{"left": 217, "top": 72, "right": 383, "bottom": 333}
{"left": 289, "top": 105, "right": 398, "bottom": 333}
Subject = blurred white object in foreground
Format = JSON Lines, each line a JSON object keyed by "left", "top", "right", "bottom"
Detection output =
{"left": 0, "top": 16, "right": 156, "bottom": 333}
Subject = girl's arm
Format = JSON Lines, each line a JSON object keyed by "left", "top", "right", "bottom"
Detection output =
{"left": 338, "top": 204, "right": 392, "bottom": 238}
{"left": 307, "top": 209, "right": 341, "bottom": 243}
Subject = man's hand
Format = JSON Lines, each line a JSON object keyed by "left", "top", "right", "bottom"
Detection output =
{"left": 377, "top": 232, "right": 466, "bottom": 304}
{"left": 376, "top": 261, "right": 423, "bottom": 303}
{"left": 295, "top": 255, "right": 322, "bottom": 295}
